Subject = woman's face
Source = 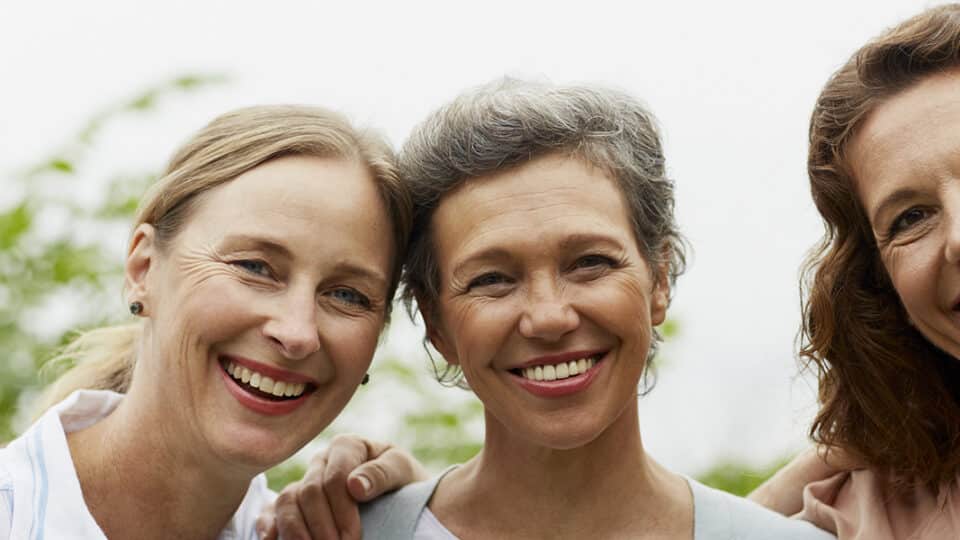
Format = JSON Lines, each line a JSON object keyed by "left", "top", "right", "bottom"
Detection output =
{"left": 851, "top": 69, "right": 960, "bottom": 360}
{"left": 128, "top": 155, "right": 393, "bottom": 469}
{"left": 426, "top": 154, "right": 669, "bottom": 449}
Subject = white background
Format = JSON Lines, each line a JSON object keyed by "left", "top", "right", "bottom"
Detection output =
{"left": 0, "top": 0, "right": 939, "bottom": 474}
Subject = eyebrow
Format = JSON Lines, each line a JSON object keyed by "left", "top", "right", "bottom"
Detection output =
{"left": 220, "top": 235, "right": 293, "bottom": 259}
{"left": 871, "top": 188, "right": 922, "bottom": 226}
{"left": 221, "top": 234, "right": 388, "bottom": 288}
{"left": 451, "top": 233, "right": 627, "bottom": 278}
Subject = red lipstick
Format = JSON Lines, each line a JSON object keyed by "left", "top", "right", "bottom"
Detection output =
{"left": 512, "top": 353, "right": 606, "bottom": 398}
{"left": 219, "top": 356, "right": 316, "bottom": 416}
{"left": 224, "top": 355, "right": 318, "bottom": 385}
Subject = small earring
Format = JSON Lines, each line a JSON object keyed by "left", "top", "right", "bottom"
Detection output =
{"left": 129, "top": 301, "right": 144, "bottom": 316}
{"left": 361, "top": 373, "right": 370, "bottom": 385}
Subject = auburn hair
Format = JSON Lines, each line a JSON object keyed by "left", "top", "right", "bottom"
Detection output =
{"left": 804, "top": 4, "right": 960, "bottom": 492}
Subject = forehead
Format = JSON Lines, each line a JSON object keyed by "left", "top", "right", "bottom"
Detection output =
{"left": 185, "top": 154, "right": 393, "bottom": 263}
{"left": 432, "top": 154, "right": 635, "bottom": 255}
{"left": 850, "top": 70, "right": 960, "bottom": 209}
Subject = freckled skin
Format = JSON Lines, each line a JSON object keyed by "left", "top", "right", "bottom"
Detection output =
{"left": 128, "top": 155, "right": 394, "bottom": 470}
{"left": 428, "top": 153, "right": 669, "bottom": 450}
{"left": 851, "top": 69, "right": 960, "bottom": 361}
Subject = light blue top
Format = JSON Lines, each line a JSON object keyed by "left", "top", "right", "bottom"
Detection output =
{"left": 360, "top": 469, "right": 837, "bottom": 539}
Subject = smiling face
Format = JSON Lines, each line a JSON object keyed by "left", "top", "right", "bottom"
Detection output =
{"left": 425, "top": 154, "right": 668, "bottom": 449}
{"left": 851, "top": 69, "right": 960, "bottom": 360}
{"left": 126, "top": 155, "right": 393, "bottom": 469}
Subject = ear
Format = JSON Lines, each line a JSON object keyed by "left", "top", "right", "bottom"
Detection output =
{"left": 650, "top": 265, "right": 670, "bottom": 327}
{"left": 416, "top": 293, "right": 458, "bottom": 366}
{"left": 125, "top": 223, "right": 158, "bottom": 307}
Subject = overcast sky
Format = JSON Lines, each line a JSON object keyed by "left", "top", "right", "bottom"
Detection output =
{"left": 1, "top": 0, "right": 941, "bottom": 473}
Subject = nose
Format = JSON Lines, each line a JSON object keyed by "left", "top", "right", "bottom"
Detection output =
{"left": 262, "top": 291, "right": 321, "bottom": 360}
{"left": 518, "top": 276, "right": 580, "bottom": 341}
{"left": 946, "top": 196, "right": 960, "bottom": 265}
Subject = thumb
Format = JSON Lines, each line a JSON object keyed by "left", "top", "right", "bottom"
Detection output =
{"left": 346, "top": 448, "right": 425, "bottom": 502}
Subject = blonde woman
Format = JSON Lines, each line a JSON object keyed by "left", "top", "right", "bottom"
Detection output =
{"left": 0, "top": 105, "right": 413, "bottom": 539}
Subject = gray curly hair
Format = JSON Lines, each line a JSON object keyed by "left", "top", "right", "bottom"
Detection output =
{"left": 400, "top": 79, "right": 687, "bottom": 390}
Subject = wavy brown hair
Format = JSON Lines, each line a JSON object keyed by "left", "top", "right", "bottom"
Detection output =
{"left": 804, "top": 3, "right": 960, "bottom": 492}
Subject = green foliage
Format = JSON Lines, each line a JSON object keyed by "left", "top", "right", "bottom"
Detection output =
{"left": 695, "top": 456, "right": 791, "bottom": 497}
{"left": 0, "top": 75, "right": 226, "bottom": 442}
{"left": 266, "top": 461, "right": 308, "bottom": 492}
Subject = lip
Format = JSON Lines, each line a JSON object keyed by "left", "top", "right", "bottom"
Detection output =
{"left": 223, "top": 355, "right": 320, "bottom": 385}
{"left": 511, "top": 352, "right": 607, "bottom": 398}
{"left": 514, "top": 349, "right": 607, "bottom": 369}
{"left": 219, "top": 364, "right": 314, "bottom": 416}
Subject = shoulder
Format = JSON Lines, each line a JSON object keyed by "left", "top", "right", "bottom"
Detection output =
{"left": 220, "top": 474, "right": 276, "bottom": 540}
{"left": 360, "top": 471, "right": 448, "bottom": 540}
{"left": 0, "top": 464, "right": 11, "bottom": 539}
{"left": 688, "top": 478, "right": 836, "bottom": 540}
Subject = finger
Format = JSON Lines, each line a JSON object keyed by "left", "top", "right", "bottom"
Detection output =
{"left": 321, "top": 436, "right": 369, "bottom": 539}
{"left": 296, "top": 475, "right": 343, "bottom": 540}
{"left": 255, "top": 500, "right": 278, "bottom": 540}
{"left": 273, "top": 482, "right": 313, "bottom": 540}
{"left": 346, "top": 447, "right": 427, "bottom": 502}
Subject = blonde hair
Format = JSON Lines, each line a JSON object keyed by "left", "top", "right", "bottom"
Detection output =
{"left": 37, "top": 105, "right": 412, "bottom": 414}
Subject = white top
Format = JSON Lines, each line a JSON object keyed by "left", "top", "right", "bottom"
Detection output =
{"left": 0, "top": 389, "right": 276, "bottom": 540}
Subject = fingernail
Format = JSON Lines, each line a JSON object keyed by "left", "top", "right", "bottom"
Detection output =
{"left": 357, "top": 474, "right": 372, "bottom": 494}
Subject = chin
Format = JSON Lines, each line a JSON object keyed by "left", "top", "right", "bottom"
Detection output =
{"left": 211, "top": 423, "right": 304, "bottom": 472}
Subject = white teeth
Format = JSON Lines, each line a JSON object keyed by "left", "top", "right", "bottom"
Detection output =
{"left": 543, "top": 365, "right": 557, "bottom": 381}
{"left": 519, "top": 356, "right": 599, "bottom": 382}
{"left": 225, "top": 362, "right": 307, "bottom": 398}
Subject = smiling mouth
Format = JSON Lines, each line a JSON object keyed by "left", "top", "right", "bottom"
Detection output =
{"left": 509, "top": 353, "right": 604, "bottom": 382}
{"left": 220, "top": 359, "right": 314, "bottom": 402}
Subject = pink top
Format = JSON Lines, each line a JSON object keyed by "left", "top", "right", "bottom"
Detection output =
{"left": 799, "top": 469, "right": 960, "bottom": 539}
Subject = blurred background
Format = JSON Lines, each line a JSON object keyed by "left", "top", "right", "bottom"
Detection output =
{"left": 0, "top": 0, "right": 940, "bottom": 494}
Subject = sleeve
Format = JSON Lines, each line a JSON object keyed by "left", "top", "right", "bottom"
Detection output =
{"left": 0, "top": 475, "right": 12, "bottom": 540}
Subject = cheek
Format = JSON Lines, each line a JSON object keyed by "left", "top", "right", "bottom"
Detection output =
{"left": 449, "top": 300, "right": 518, "bottom": 366}
{"left": 576, "top": 277, "right": 654, "bottom": 352}
{"left": 176, "top": 279, "right": 267, "bottom": 345}
{"left": 319, "top": 314, "right": 384, "bottom": 373}
{"left": 884, "top": 241, "right": 941, "bottom": 316}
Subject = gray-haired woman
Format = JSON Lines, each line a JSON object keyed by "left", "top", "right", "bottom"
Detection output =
{"left": 270, "top": 80, "right": 837, "bottom": 539}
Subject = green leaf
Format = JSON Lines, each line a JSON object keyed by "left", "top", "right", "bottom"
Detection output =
{"left": 266, "top": 460, "right": 307, "bottom": 491}
{"left": 659, "top": 318, "right": 679, "bottom": 339}
{"left": 696, "top": 457, "right": 792, "bottom": 496}
{"left": 127, "top": 91, "right": 157, "bottom": 111}
{"left": 0, "top": 203, "right": 32, "bottom": 250}
{"left": 50, "top": 159, "right": 75, "bottom": 173}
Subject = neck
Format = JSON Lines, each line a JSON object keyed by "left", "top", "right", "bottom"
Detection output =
{"left": 432, "top": 404, "right": 692, "bottom": 539}
{"left": 67, "top": 392, "right": 256, "bottom": 540}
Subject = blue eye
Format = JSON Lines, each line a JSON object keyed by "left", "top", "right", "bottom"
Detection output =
{"left": 330, "top": 288, "right": 371, "bottom": 308}
{"left": 233, "top": 259, "right": 272, "bottom": 278}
